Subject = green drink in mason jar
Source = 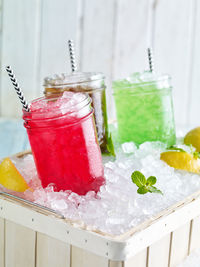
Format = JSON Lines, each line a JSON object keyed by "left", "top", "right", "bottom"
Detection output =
{"left": 113, "top": 71, "right": 176, "bottom": 146}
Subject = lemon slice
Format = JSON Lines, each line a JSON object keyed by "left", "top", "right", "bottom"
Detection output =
{"left": 184, "top": 127, "right": 200, "bottom": 152}
{"left": 0, "top": 157, "right": 30, "bottom": 192}
{"left": 160, "top": 151, "right": 200, "bottom": 174}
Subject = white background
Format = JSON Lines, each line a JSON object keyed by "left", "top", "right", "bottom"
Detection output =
{"left": 0, "top": 0, "right": 199, "bottom": 129}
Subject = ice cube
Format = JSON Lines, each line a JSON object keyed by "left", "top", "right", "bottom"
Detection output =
{"left": 122, "top": 142, "right": 137, "bottom": 154}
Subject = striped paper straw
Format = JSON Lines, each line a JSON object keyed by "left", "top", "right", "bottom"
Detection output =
{"left": 147, "top": 47, "right": 154, "bottom": 72}
{"left": 6, "top": 66, "right": 30, "bottom": 112}
{"left": 68, "top": 40, "right": 77, "bottom": 72}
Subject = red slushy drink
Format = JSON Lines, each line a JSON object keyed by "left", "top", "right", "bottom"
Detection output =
{"left": 23, "top": 92, "right": 105, "bottom": 195}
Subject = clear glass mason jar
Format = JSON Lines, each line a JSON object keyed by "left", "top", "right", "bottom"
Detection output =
{"left": 23, "top": 92, "right": 105, "bottom": 195}
{"left": 113, "top": 72, "right": 176, "bottom": 146}
{"left": 43, "top": 72, "right": 112, "bottom": 155}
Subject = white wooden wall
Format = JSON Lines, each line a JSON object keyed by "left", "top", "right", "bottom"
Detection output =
{"left": 0, "top": 0, "right": 200, "bottom": 127}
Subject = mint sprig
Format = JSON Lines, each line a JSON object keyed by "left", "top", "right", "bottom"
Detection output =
{"left": 131, "top": 171, "right": 163, "bottom": 195}
{"left": 185, "top": 144, "right": 200, "bottom": 159}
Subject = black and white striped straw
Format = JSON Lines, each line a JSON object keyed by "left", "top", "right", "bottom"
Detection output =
{"left": 6, "top": 66, "right": 30, "bottom": 112}
{"left": 147, "top": 47, "right": 154, "bottom": 72}
{"left": 68, "top": 40, "right": 77, "bottom": 72}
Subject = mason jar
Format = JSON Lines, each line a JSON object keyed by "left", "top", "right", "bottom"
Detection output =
{"left": 43, "top": 72, "right": 112, "bottom": 155}
{"left": 23, "top": 92, "right": 105, "bottom": 195}
{"left": 113, "top": 72, "right": 176, "bottom": 146}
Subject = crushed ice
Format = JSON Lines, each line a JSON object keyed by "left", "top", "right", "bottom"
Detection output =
{"left": 2, "top": 141, "right": 200, "bottom": 235}
{"left": 30, "top": 91, "right": 86, "bottom": 117}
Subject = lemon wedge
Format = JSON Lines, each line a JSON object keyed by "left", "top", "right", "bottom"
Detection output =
{"left": 0, "top": 157, "right": 30, "bottom": 192}
{"left": 160, "top": 151, "right": 200, "bottom": 174}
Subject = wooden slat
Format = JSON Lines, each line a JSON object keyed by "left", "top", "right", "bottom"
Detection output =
{"left": 39, "top": 0, "right": 80, "bottom": 95}
{"left": 169, "top": 222, "right": 191, "bottom": 267}
{"left": 112, "top": 0, "right": 149, "bottom": 80}
{"left": 81, "top": 0, "right": 115, "bottom": 80}
{"left": 148, "top": 234, "right": 171, "bottom": 267}
{"left": 188, "top": 0, "right": 200, "bottom": 125}
{"left": 0, "top": 218, "right": 4, "bottom": 267}
{"left": 189, "top": 216, "right": 200, "bottom": 253}
{"left": 111, "top": 0, "right": 150, "bottom": 120}
{"left": 71, "top": 245, "right": 109, "bottom": 267}
{"left": 36, "top": 232, "right": 70, "bottom": 267}
{"left": 80, "top": 0, "right": 116, "bottom": 119}
{"left": 154, "top": 0, "right": 195, "bottom": 127}
{"left": 0, "top": 0, "right": 41, "bottom": 118}
{"left": 124, "top": 249, "right": 147, "bottom": 267}
{"left": 109, "top": 261, "right": 123, "bottom": 267}
{"left": 5, "top": 220, "right": 36, "bottom": 267}
{"left": 108, "top": 261, "right": 123, "bottom": 267}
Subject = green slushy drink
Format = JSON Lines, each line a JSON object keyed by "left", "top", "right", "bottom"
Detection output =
{"left": 113, "top": 71, "right": 176, "bottom": 146}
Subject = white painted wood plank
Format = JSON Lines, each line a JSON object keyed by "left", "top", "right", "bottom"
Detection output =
{"left": 111, "top": 0, "right": 150, "bottom": 121}
{"left": 148, "top": 234, "right": 170, "bottom": 267}
{"left": 81, "top": 0, "right": 116, "bottom": 119}
{"left": 0, "top": 0, "right": 41, "bottom": 118}
{"left": 189, "top": 216, "right": 200, "bottom": 253}
{"left": 169, "top": 222, "right": 191, "bottom": 267}
{"left": 113, "top": 0, "right": 149, "bottom": 80}
{"left": 109, "top": 261, "right": 123, "bottom": 267}
{"left": 36, "top": 232, "right": 70, "bottom": 267}
{"left": 154, "top": 0, "right": 195, "bottom": 127}
{"left": 81, "top": 0, "right": 115, "bottom": 80}
{"left": 71, "top": 245, "right": 109, "bottom": 267}
{"left": 0, "top": 218, "right": 4, "bottom": 267}
{"left": 124, "top": 249, "right": 147, "bottom": 267}
{"left": 5, "top": 220, "right": 36, "bottom": 267}
{"left": 39, "top": 0, "right": 80, "bottom": 95}
{"left": 188, "top": 0, "right": 200, "bottom": 126}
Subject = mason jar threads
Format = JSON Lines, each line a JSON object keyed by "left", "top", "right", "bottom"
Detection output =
{"left": 43, "top": 72, "right": 113, "bottom": 155}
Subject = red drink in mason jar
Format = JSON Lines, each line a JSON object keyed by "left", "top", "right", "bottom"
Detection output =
{"left": 23, "top": 92, "right": 105, "bottom": 195}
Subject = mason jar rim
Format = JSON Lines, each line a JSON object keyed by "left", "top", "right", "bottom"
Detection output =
{"left": 112, "top": 74, "right": 171, "bottom": 90}
{"left": 43, "top": 72, "right": 105, "bottom": 87}
{"left": 23, "top": 93, "right": 92, "bottom": 122}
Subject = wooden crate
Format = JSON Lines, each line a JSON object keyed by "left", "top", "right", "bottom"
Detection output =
{"left": 1, "top": 154, "right": 200, "bottom": 266}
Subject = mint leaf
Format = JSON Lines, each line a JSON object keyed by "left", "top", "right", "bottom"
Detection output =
{"left": 106, "top": 133, "right": 116, "bottom": 157}
{"left": 137, "top": 186, "right": 149, "bottom": 194}
{"left": 131, "top": 171, "right": 146, "bottom": 187}
{"left": 185, "top": 144, "right": 200, "bottom": 159}
{"left": 167, "top": 146, "right": 186, "bottom": 152}
{"left": 149, "top": 186, "right": 163, "bottom": 195}
{"left": 147, "top": 176, "right": 156, "bottom": 186}
{"left": 178, "top": 144, "right": 200, "bottom": 159}
{"left": 185, "top": 143, "right": 194, "bottom": 149}
{"left": 193, "top": 151, "right": 200, "bottom": 159}
{"left": 131, "top": 171, "right": 163, "bottom": 196}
